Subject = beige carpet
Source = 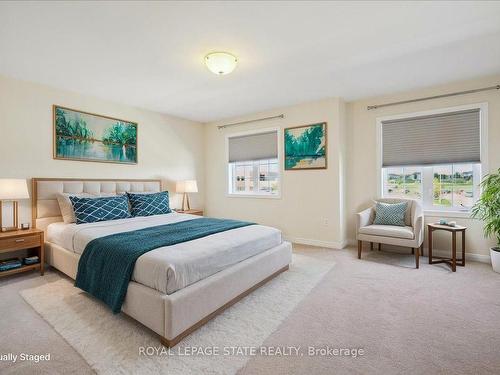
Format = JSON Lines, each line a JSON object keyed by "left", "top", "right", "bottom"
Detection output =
{"left": 19, "top": 253, "right": 334, "bottom": 375}
{"left": 240, "top": 246, "right": 500, "bottom": 375}
{"left": 2, "top": 245, "right": 500, "bottom": 375}
{"left": 0, "top": 271, "right": 93, "bottom": 375}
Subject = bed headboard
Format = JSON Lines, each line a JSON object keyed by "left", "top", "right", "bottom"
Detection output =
{"left": 32, "top": 178, "right": 162, "bottom": 231}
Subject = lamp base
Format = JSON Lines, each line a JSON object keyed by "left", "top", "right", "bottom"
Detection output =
{"left": 181, "top": 193, "right": 191, "bottom": 211}
{"left": 1, "top": 227, "right": 19, "bottom": 233}
{"left": 0, "top": 200, "right": 19, "bottom": 232}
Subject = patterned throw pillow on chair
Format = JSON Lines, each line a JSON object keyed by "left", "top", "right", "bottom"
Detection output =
{"left": 69, "top": 195, "right": 131, "bottom": 224}
{"left": 373, "top": 201, "right": 408, "bottom": 226}
{"left": 126, "top": 191, "right": 171, "bottom": 217}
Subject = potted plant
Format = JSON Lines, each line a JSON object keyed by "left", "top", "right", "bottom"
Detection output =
{"left": 471, "top": 168, "right": 500, "bottom": 273}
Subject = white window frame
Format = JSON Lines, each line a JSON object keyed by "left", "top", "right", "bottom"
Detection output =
{"left": 225, "top": 127, "right": 282, "bottom": 199}
{"left": 376, "top": 102, "right": 488, "bottom": 218}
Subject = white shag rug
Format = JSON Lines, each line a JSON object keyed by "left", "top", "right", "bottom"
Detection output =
{"left": 21, "top": 253, "right": 334, "bottom": 375}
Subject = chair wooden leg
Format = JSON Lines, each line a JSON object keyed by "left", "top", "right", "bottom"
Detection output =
{"left": 370, "top": 242, "right": 373, "bottom": 251}
{"left": 358, "top": 240, "right": 362, "bottom": 259}
{"left": 378, "top": 243, "right": 381, "bottom": 251}
{"left": 420, "top": 243, "right": 424, "bottom": 257}
{"left": 411, "top": 248, "right": 414, "bottom": 255}
{"left": 415, "top": 246, "right": 420, "bottom": 269}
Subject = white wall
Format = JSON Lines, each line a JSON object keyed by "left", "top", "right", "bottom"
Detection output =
{"left": 0, "top": 74, "right": 205, "bottom": 226}
{"left": 204, "top": 98, "right": 348, "bottom": 248}
{"left": 346, "top": 74, "right": 500, "bottom": 259}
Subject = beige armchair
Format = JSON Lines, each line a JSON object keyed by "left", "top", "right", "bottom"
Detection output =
{"left": 356, "top": 198, "right": 424, "bottom": 268}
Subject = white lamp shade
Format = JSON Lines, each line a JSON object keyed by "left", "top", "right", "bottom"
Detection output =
{"left": 204, "top": 52, "right": 238, "bottom": 75}
{"left": 0, "top": 179, "right": 29, "bottom": 200}
{"left": 176, "top": 180, "right": 198, "bottom": 193}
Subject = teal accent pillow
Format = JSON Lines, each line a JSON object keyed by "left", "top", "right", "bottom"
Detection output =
{"left": 126, "top": 191, "right": 171, "bottom": 217}
{"left": 373, "top": 201, "right": 408, "bottom": 226}
{"left": 70, "top": 195, "right": 131, "bottom": 224}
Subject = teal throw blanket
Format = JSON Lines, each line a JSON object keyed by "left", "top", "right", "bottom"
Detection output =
{"left": 75, "top": 218, "right": 254, "bottom": 313}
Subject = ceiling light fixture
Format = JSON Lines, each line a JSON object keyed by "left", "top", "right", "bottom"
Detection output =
{"left": 204, "top": 52, "right": 238, "bottom": 75}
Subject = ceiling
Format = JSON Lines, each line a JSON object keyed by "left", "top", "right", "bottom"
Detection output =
{"left": 1, "top": 1, "right": 500, "bottom": 123}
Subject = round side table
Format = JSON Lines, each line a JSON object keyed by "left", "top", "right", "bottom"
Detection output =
{"left": 427, "top": 223, "right": 466, "bottom": 272}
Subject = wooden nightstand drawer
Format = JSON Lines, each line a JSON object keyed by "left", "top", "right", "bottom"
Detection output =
{"left": 0, "top": 233, "right": 41, "bottom": 253}
{"left": 0, "top": 229, "right": 44, "bottom": 278}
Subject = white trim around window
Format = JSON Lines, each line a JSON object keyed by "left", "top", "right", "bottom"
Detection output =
{"left": 376, "top": 102, "right": 489, "bottom": 217}
{"left": 225, "top": 126, "right": 282, "bottom": 199}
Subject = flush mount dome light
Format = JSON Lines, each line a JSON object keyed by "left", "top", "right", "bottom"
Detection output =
{"left": 204, "top": 52, "right": 238, "bottom": 75}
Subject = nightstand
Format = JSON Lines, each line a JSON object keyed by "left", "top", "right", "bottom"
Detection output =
{"left": 0, "top": 229, "right": 44, "bottom": 278}
{"left": 174, "top": 209, "right": 204, "bottom": 216}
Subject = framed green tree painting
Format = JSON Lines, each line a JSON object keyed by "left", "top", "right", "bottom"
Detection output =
{"left": 53, "top": 105, "right": 138, "bottom": 164}
{"left": 284, "top": 122, "right": 327, "bottom": 170}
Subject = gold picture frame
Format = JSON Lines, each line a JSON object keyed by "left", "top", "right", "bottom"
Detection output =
{"left": 53, "top": 105, "right": 138, "bottom": 164}
{"left": 284, "top": 122, "right": 327, "bottom": 170}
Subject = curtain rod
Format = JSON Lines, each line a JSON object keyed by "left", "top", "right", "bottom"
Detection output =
{"left": 217, "top": 114, "right": 284, "bottom": 129}
{"left": 367, "top": 84, "right": 500, "bottom": 111}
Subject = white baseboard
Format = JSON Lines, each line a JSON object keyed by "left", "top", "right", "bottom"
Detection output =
{"left": 346, "top": 239, "right": 357, "bottom": 247}
{"left": 429, "top": 248, "right": 491, "bottom": 264}
{"left": 293, "top": 238, "right": 491, "bottom": 264}
{"left": 283, "top": 236, "right": 347, "bottom": 250}
{"left": 346, "top": 239, "right": 491, "bottom": 264}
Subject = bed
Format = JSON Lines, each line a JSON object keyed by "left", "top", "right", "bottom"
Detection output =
{"left": 32, "top": 178, "right": 292, "bottom": 347}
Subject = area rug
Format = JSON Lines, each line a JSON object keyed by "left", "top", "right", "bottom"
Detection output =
{"left": 20, "top": 253, "right": 334, "bottom": 375}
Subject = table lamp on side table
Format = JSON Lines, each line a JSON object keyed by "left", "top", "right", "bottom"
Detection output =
{"left": 176, "top": 180, "right": 198, "bottom": 211}
{"left": 0, "top": 179, "right": 29, "bottom": 232}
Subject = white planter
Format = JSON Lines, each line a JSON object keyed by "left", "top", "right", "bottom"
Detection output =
{"left": 491, "top": 248, "right": 500, "bottom": 273}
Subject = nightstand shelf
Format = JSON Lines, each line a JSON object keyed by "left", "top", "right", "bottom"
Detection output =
{"left": 0, "top": 229, "right": 44, "bottom": 278}
{"left": 0, "top": 263, "right": 41, "bottom": 278}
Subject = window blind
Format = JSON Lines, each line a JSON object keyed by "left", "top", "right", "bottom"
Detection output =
{"left": 228, "top": 131, "right": 278, "bottom": 163}
{"left": 382, "top": 109, "right": 480, "bottom": 167}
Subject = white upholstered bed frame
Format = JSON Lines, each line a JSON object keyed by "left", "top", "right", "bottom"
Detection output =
{"left": 32, "top": 178, "right": 292, "bottom": 347}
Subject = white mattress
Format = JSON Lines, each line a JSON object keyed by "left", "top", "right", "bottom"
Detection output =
{"left": 46, "top": 213, "right": 282, "bottom": 294}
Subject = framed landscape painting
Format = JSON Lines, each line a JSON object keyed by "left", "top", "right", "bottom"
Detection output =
{"left": 284, "top": 122, "right": 327, "bottom": 170}
{"left": 53, "top": 105, "right": 138, "bottom": 164}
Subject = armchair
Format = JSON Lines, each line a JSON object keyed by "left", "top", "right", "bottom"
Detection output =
{"left": 356, "top": 198, "right": 424, "bottom": 268}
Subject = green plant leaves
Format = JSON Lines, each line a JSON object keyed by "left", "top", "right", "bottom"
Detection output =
{"left": 471, "top": 168, "right": 500, "bottom": 245}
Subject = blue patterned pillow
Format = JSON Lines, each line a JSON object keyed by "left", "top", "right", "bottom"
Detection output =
{"left": 126, "top": 191, "right": 171, "bottom": 217}
{"left": 69, "top": 195, "right": 131, "bottom": 224}
{"left": 373, "top": 201, "right": 408, "bottom": 226}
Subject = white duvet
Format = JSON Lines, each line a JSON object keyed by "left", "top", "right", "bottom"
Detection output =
{"left": 47, "top": 212, "right": 282, "bottom": 294}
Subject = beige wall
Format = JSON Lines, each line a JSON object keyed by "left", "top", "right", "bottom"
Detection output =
{"left": 204, "top": 74, "right": 499, "bottom": 260}
{"left": 204, "top": 98, "right": 348, "bottom": 248}
{"left": 0, "top": 74, "right": 205, "bottom": 226}
{"left": 2, "top": 71, "right": 497, "bottom": 260}
{"left": 346, "top": 74, "right": 500, "bottom": 259}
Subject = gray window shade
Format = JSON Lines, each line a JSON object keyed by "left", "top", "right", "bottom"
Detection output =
{"left": 228, "top": 131, "right": 278, "bottom": 163}
{"left": 382, "top": 109, "right": 480, "bottom": 167}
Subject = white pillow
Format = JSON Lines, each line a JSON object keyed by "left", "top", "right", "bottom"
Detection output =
{"left": 56, "top": 193, "right": 93, "bottom": 224}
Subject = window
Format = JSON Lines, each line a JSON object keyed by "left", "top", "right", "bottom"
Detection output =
{"left": 379, "top": 105, "right": 486, "bottom": 213}
{"left": 383, "top": 167, "right": 422, "bottom": 200}
{"left": 432, "top": 163, "right": 477, "bottom": 209}
{"left": 382, "top": 163, "right": 480, "bottom": 211}
{"left": 229, "top": 158, "right": 279, "bottom": 195}
{"left": 227, "top": 129, "right": 280, "bottom": 197}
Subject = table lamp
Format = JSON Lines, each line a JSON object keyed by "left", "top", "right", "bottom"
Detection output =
{"left": 0, "top": 179, "right": 30, "bottom": 232}
{"left": 176, "top": 180, "right": 198, "bottom": 211}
